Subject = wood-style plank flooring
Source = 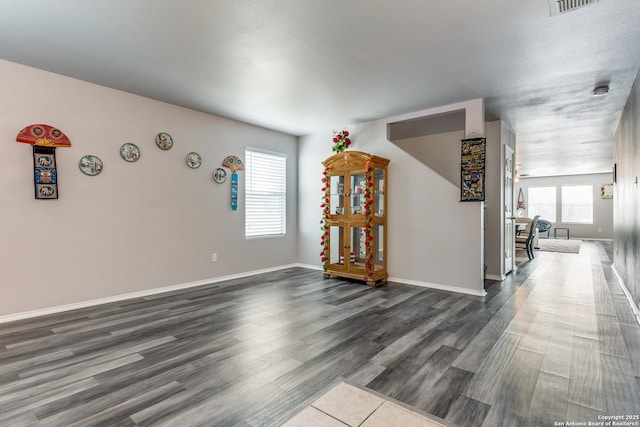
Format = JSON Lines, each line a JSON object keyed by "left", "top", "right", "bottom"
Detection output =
{"left": 1, "top": 240, "right": 639, "bottom": 426}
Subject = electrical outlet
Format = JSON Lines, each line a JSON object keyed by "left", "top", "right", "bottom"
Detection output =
{"left": 211, "top": 253, "right": 217, "bottom": 263}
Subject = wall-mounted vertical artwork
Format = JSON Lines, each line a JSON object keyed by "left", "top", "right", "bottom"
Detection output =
{"left": 222, "top": 155, "right": 244, "bottom": 210}
{"left": 460, "top": 137, "right": 486, "bottom": 201}
{"left": 16, "top": 124, "right": 72, "bottom": 199}
{"left": 601, "top": 183, "right": 613, "bottom": 199}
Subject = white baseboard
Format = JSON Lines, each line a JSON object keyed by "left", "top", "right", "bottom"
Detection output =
{"left": 296, "top": 263, "right": 323, "bottom": 271}
{"left": 299, "top": 263, "right": 487, "bottom": 296}
{"left": 1, "top": 263, "right": 487, "bottom": 324}
{"left": 612, "top": 265, "right": 640, "bottom": 327}
{"left": 0, "top": 264, "right": 300, "bottom": 325}
{"left": 300, "top": 263, "right": 487, "bottom": 297}
{"left": 388, "top": 276, "right": 487, "bottom": 297}
{"left": 485, "top": 274, "right": 505, "bottom": 281}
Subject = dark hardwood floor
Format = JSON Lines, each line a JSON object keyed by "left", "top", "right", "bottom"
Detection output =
{"left": 1, "top": 240, "right": 639, "bottom": 426}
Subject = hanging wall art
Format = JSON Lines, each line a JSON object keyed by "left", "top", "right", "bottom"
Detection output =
{"left": 460, "top": 137, "right": 486, "bottom": 202}
{"left": 221, "top": 155, "right": 244, "bottom": 210}
{"left": 517, "top": 188, "right": 526, "bottom": 209}
{"left": 79, "top": 155, "right": 104, "bottom": 176}
{"left": 186, "top": 152, "right": 202, "bottom": 169}
{"left": 120, "top": 143, "right": 141, "bottom": 162}
{"left": 16, "top": 124, "right": 72, "bottom": 199}
{"left": 213, "top": 168, "right": 227, "bottom": 183}
{"left": 155, "top": 132, "right": 173, "bottom": 150}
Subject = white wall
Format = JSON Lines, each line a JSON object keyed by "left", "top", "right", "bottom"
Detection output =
{"left": 515, "top": 173, "right": 613, "bottom": 239}
{"left": 298, "top": 101, "right": 486, "bottom": 295}
{"left": 385, "top": 120, "right": 515, "bottom": 280}
{"left": 392, "top": 129, "right": 463, "bottom": 187}
{"left": 0, "top": 59, "right": 298, "bottom": 317}
{"left": 484, "top": 121, "right": 515, "bottom": 279}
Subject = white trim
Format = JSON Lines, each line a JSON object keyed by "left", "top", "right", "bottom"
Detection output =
{"left": 0, "top": 264, "right": 489, "bottom": 324}
{"left": 388, "top": 276, "right": 487, "bottom": 297}
{"left": 299, "top": 264, "right": 487, "bottom": 296}
{"left": 485, "top": 274, "right": 506, "bottom": 281}
{"left": 296, "top": 263, "right": 323, "bottom": 271}
{"left": 612, "top": 265, "right": 640, "bottom": 327}
{"left": 0, "top": 264, "right": 299, "bottom": 325}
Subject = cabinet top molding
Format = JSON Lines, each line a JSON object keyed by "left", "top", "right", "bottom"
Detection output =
{"left": 322, "top": 151, "right": 390, "bottom": 169}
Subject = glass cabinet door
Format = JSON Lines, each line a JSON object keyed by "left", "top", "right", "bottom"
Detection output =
{"left": 350, "top": 226, "right": 367, "bottom": 269}
{"left": 350, "top": 173, "right": 366, "bottom": 216}
{"left": 329, "top": 225, "right": 345, "bottom": 265}
{"left": 374, "top": 168, "right": 385, "bottom": 218}
{"left": 329, "top": 175, "right": 345, "bottom": 215}
{"left": 374, "top": 224, "right": 384, "bottom": 270}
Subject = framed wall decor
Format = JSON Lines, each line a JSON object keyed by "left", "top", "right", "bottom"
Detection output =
{"left": 460, "top": 137, "right": 486, "bottom": 201}
{"left": 601, "top": 183, "right": 613, "bottom": 199}
{"left": 186, "top": 152, "right": 202, "bottom": 169}
{"left": 156, "top": 132, "right": 173, "bottom": 150}
{"left": 79, "top": 155, "right": 104, "bottom": 176}
{"left": 213, "top": 167, "right": 227, "bottom": 183}
{"left": 120, "top": 143, "right": 140, "bottom": 162}
{"left": 16, "top": 124, "right": 72, "bottom": 200}
{"left": 33, "top": 147, "right": 58, "bottom": 199}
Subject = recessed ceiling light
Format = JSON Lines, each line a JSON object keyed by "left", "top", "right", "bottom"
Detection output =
{"left": 593, "top": 85, "right": 609, "bottom": 96}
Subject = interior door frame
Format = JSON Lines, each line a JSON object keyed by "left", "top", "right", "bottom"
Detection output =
{"left": 504, "top": 145, "right": 515, "bottom": 274}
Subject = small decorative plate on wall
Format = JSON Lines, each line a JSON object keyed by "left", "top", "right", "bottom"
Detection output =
{"left": 213, "top": 167, "right": 227, "bottom": 183}
{"left": 156, "top": 132, "right": 173, "bottom": 150}
{"left": 120, "top": 143, "right": 141, "bottom": 162}
{"left": 186, "top": 152, "right": 202, "bottom": 169}
{"left": 79, "top": 155, "right": 104, "bottom": 176}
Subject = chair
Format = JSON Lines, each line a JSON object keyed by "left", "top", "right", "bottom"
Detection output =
{"left": 536, "top": 219, "right": 552, "bottom": 238}
{"left": 516, "top": 215, "right": 540, "bottom": 260}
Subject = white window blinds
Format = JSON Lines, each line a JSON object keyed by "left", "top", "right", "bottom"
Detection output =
{"left": 245, "top": 147, "right": 287, "bottom": 238}
{"left": 562, "top": 185, "right": 593, "bottom": 224}
{"left": 528, "top": 186, "right": 557, "bottom": 222}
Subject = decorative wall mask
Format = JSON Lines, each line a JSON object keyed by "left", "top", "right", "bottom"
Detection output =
{"left": 221, "top": 155, "right": 244, "bottom": 210}
{"left": 16, "top": 124, "right": 72, "bottom": 199}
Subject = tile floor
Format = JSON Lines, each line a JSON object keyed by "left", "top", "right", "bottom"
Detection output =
{"left": 281, "top": 381, "right": 449, "bottom": 427}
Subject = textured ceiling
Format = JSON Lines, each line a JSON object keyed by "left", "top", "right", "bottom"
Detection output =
{"left": 0, "top": 0, "right": 638, "bottom": 177}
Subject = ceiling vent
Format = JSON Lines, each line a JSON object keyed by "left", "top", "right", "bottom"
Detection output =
{"left": 549, "top": 0, "right": 598, "bottom": 16}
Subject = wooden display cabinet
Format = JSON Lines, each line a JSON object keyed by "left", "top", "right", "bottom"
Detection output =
{"left": 321, "top": 151, "right": 389, "bottom": 286}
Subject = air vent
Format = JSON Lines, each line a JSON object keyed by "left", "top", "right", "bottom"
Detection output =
{"left": 549, "top": 0, "right": 598, "bottom": 16}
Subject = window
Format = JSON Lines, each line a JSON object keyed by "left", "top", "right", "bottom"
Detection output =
{"left": 245, "top": 147, "right": 286, "bottom": 238}
{"left": 562, "top": 185, "right": 593, "bottom": 224}
{"left": 527, "top": 186, "right": 556, "bottom": 222}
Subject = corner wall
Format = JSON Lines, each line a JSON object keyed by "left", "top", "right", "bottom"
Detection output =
{"left": 388, "top": 120, "right": 515, "bottom": 280}
{"left": 484, "top": 121, "right": 515, "bottom": 279}
{"left": 0, "top": 59, "right": 298, "bottom": 317}
{"left": 298, "top": 101, "right": 485, "bottom": 295}
{"left": 613, "top": 69, "right": 640, "bottom": 311}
